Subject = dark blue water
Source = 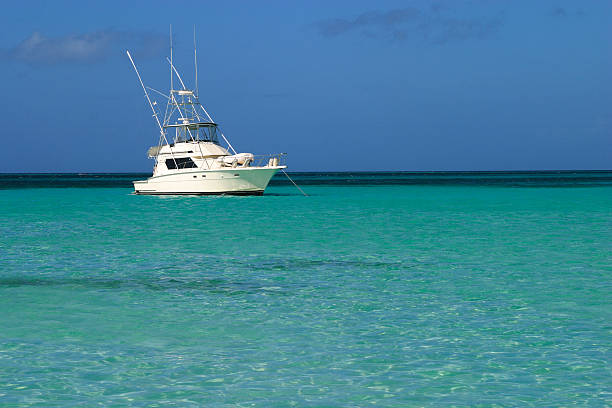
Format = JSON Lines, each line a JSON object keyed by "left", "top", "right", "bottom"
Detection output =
{"left": 1, "top": 171, "right": 612, "bottom": 189}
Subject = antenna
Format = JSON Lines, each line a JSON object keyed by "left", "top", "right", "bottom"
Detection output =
{"left": 194, "top": 25, "right": 199, "bottom": 97}
{"left": 169, "top": 24, "right": 173, "bottom": 91}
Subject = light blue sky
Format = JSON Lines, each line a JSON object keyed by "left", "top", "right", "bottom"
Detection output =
{"left": 1, "top": 0, "right": 610, "bottom": 172}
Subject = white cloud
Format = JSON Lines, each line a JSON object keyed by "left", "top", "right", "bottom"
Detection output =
{"left": 5, "top": 30, "right": 166, "bottom": 64}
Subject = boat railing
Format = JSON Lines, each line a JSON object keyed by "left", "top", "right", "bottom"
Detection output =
{"left": 250, "top": 153, "right": 287, "bottom": 168}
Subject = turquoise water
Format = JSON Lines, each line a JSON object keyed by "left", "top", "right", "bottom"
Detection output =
{"left": 1, "top": 173, "right": 611, "bottom": 406}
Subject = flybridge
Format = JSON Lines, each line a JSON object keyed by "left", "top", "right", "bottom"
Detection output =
{"left": 164, "top": 122, "right": 217, "bottom": 129}
{"left": 125, "top": 25, "right": 237, "bottom": 154}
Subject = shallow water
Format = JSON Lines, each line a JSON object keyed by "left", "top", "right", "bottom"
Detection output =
{"left": 1, "top": 173, "right": 611, "bottom": 406}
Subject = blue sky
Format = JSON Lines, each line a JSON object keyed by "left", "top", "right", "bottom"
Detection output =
{"left": 1, "top": 0, "right": 610, "bottom": 172}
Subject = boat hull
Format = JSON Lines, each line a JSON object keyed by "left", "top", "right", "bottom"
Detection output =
{"left": 133, "top": 167, "right": 283, "bottom": 195}
{"left": 133, "top": 190, "right": 265, "bottom": 196}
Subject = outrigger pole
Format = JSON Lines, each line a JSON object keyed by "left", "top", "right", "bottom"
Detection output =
{"left": 166, "top": 57, "right": 188, "bottom": 90}
{"left": 126, "top": 50, "right": 178, "bottom": 168}
{"left": 126, "top": 50, "right": 165, "bottom": 136}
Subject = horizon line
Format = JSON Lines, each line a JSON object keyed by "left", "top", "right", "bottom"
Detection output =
{"left": 1, "top": 169, "right": 612, "bottom": 175}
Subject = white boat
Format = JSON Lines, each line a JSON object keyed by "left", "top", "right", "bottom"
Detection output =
{"left": 126, "top": 35, "right": 286, "bottom": 195}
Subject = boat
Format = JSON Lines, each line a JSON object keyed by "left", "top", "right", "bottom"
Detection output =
{"left": 126, "top": 33, "right": 286, "bottom": 195}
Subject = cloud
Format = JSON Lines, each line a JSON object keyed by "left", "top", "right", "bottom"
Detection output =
{"left": 3, "top": 30, "right": 166, "bottom": 64}
{"left": 315, "top": 8, "right": 421, "bottom": 37}
{"left": 551, "top": 7, "right": 568, "bottom": 17}
{"left": 550, "top": 7, "right": 584, "bottom": 18}
{"left": 313, "top": 6, "right": 504, "bottom": 44}
{"left": 262, "top": 91, "right": 294, "bottom": 99}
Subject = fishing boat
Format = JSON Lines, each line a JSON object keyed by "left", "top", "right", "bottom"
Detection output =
{"left": 126, "top": 33, "right": 286, "bottom": 195}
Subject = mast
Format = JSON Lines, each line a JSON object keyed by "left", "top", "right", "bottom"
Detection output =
{"left": 169, "top": 62, "right": 238, "bottom": 154}
{"left": 149, "top": 28, "right": 238, "bottom": 154}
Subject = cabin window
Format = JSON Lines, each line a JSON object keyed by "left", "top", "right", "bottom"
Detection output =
{"left": 166, "top": 157, "right": 198, "bottom": 170}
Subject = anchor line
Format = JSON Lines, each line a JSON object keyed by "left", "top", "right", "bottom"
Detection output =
{"left": 281, "top": 169, "right": 308, "bottom": 196}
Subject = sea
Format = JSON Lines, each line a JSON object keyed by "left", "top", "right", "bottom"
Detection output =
{"left": 1, "top": 171, "right": 611, "bottom": 406}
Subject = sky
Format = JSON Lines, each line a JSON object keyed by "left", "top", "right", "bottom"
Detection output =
{"left": 0, "top": 0, "right": 610, "bottom": 172}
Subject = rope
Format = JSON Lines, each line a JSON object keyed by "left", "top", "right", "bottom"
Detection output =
{"left": 281, "top": 169, "right": 308, "bottom": 196}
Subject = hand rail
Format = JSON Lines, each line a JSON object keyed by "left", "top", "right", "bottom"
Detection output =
{"left": 249, "top": 153, "right": 287, "bottom": 168}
